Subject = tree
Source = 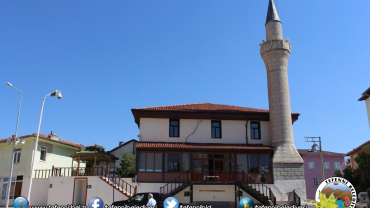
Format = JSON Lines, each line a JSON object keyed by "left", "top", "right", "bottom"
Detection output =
{"left": 116, "top": 153, "right": 136, "bottom": 178}
{"left": 354, "top": 152, "right": 370, "bottom": 177}
{"left": 354, "top": 152, "right": 370, "bottom": 191}
{"left": 343, "top": 166, "right": 360, "bottom": 190}
{"left": 333, "top": 169, "right": 342, "bottom": 177}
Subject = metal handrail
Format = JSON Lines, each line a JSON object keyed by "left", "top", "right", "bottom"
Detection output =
{"left": 240, "top": 171, "right": 276, "bottom": 205}
{"left": 160, "top": 170, "right": 190, "bottom": 195}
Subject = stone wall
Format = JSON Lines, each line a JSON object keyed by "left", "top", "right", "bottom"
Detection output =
{"left": 273, "top": 163, "right": 305, "bottom": 180}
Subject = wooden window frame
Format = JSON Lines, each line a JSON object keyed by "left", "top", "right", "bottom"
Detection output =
{"left": 165, "top": 152, "right": 191, "bottom": 172}
{"left": 211, "top": 120, "right": 222, "bottom": 139}
{"left": 248, "top": 154, "right": 260, "bottom": 173}
{"left": 138, "top": 152, "right": 163, "bottom": 173}
{"left": 169, "top": 119, "right": 180, "bottom": 137}
{"left": 251, "top": 121, "right": 261, "bottom": 140}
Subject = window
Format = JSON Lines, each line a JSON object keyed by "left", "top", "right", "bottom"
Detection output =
{"left": 313, "top": 178, "right": 319, "bottom": 186}
{"left": 211, "top": 120, "right": 222, "bottom": 138}
{"left": 259, "top": 155, "right": 270, "bottom": 173}
{"left": 169, "top": 119, "right": 179, "bottom": 137}
{"left": 237, "top": 154, "right": 248, "bottom": 173}
{"left": 130, "top": 194, "right": 145, "bottom": 203}
{"left": 138, "top": 152, "right": 162, "bottom": 172}
{"left": 154, "top": 153, "right": 162, "bottom": 172}
{"left": 248, "top": 155, "right": 258, "bottom": 172}
{"left": 182, "top": 154, "right": 190, "bottom": 172}
{"left": 309, "top": 162, "right": 314, "bottom": 169}
{"left": 13, "top": 148, "right": 21, "bottom": 164}
{"left": 40, "top": 147, "right": 47, "bottom": 161}
{"left": 324, "top": 162, "right": 330, "bottom": 170}
{"left": 334, "top": 162, "right": 340, "bottom": 170}
{"left": 251, "top": 122, "right": 261, "bottom": 139}
{"left": 4, "top": 175, "right": 23, "bottom": 199}
{"left": 166, "top": 153, "right": 190, "bottom": 172}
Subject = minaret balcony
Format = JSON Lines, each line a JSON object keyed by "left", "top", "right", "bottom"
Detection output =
{"left": 260, "top": 39, "right": 291, "bottom": 55}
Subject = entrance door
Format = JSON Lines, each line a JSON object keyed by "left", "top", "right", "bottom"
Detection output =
{"left": 73, "top": 178, "right": 87, "bottom": 205}
{"left": 192, "top": 160, "right": 203, "bottom": 181}
{"left": 214, "top": 160, "right": 224, "bottom": 181}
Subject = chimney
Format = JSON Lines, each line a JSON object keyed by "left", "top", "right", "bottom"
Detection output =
{"left": 119, "top": 141, "right": 124, "bottom": 146}
{"left": 49, "top": 131, "right": 59, "bottom": 141}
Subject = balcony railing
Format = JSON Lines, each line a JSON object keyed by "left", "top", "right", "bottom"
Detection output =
{"left": 34, "top": 166, "right": 110, "bottom": 178}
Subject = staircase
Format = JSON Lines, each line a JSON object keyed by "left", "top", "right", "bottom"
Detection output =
{"left": 160, "top": 171, "right": 191, "bottom": 198}
{"left": 236, "top": 172, "right": 276, "bottom": 205}
{"left": 237, "top": 182, "right": 273, "bottom": 205}
{"left": 276, "top": 190, "right": 301, "bottom": 206}
{"left": 100, "top": 176, "right": 137, "bottom": 198}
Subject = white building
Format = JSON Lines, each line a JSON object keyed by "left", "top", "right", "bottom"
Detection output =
{"left": 0, "top": 132, "right": 84, "bottom": 206}
{"left": 132, "top": 102, "right": 304, "bottom": 207}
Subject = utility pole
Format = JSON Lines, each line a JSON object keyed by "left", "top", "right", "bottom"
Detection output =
{"left": 305, "top": 136, "right": 325, "bottom": 181}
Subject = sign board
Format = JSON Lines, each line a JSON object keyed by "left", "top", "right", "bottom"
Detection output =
{"left": 87, "top": 185, "right": 92, "bottom": 189}
{"left": 107, "top": 174, "right": 115, "bottom": 178}
{"left": 49, "top": 184, "right": 52, "bottom": 188}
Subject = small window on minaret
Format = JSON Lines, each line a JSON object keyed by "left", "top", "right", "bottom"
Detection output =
{"left": 251, "top": 122, "right": 261, "bottom": 140}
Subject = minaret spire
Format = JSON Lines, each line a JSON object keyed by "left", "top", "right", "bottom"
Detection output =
{"left": 265, "top": 0, "right": 281, "bottom": 25}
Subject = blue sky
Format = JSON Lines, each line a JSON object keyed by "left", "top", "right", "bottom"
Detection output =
{"left": 1, "top": 1, "right": 369, "bottom": 154}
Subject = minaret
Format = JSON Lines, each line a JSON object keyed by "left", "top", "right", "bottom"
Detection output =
{"left": 260, "top": 0, "right": 306, "bottom": 198}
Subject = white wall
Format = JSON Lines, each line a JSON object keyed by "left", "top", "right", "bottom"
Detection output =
{"left": 34, "top": 139, "right": 85, "bottom": 170}
{"left": 193, "top": 185, "right": 235, "bottom": 202}
{"left": 47, "top": 177, "right": 129, "bottom": 205}
{"left": 140, "top": 118, "right": 271, "bottom": 145}
{"left": 18, "top": 178, "right": 49, "bottom": 206}
{"left": 266, "top": 179, "right": 307, "bottom": 202}
{"left": 174, "top": 187, "right": 191, "bottom": 204}
{"left": 137, "top": 182, "right": 167, "bottom": 193}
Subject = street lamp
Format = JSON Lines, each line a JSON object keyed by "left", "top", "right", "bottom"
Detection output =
{"left": 5, "top": 82, "right": 23, "bottom": 208}
{"left": 27, "top": 90, "right": 62, "bottom": 204}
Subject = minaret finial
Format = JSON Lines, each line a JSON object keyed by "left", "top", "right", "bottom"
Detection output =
{"left": 266, "top": 0, "right": 281, "bottom": 25}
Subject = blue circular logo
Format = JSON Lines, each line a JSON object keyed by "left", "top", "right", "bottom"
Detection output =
{"left": 239, "top": 197, "right": 254, "bottom": 208}
{"left": 164, "top": 197, "right": 179, "bottom": 208}
{"left": 13, "top": 196, "right": 28, "bottom": 208}
{"left": 88, "top": 197, "right": 104, "bottom": 208}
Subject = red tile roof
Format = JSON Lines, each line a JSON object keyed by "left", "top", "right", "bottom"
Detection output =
{"left": 133, "top": 103, "right": 273, "bottom": 114}
{"left": 136, "top": 142, "right": 273, "bottom": 150}
{"left": 0, "top": 133, "right": 85, "bottom": 148}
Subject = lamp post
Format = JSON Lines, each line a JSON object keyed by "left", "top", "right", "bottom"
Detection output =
{"left": 27, "top": 90, "right": 62, "bottom": 204}
{"left": 5, "top": 82, "right": 22, "bottom": 208}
